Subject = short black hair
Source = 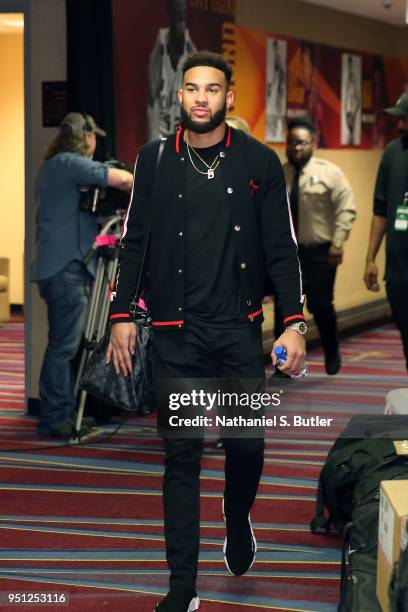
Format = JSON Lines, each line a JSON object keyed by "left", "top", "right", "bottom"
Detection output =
{"left": 182, "top": 50, "right": 232, "bottom": 86}
{"left": 287, "top": 116, "right": 316, "bottom": 135}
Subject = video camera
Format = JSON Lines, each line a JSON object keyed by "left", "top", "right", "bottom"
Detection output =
{"left": 79, "top": 159, "right": 133, "bottom": 215}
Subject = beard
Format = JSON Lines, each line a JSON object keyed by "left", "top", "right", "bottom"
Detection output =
{"left": 286, "top": 149, "right": 313, "bottom": 170}
{"left": 180, "top": 102, "right": 227, "bottom": 134}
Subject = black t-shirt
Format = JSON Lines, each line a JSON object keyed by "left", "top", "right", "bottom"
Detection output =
{"left": 182, "top": 139, "right": 244, "bottom": 327}
{"left": 374, "top": 137, "right": 408, "bottom": 282}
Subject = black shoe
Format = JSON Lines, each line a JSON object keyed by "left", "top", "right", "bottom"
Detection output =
{"left": 222, "top": 500, "right": 256, "bottom": 576}
{"left": 39, "top": 416, "right": 95, "bottom": 440}
{"left": 155, "top": 588, "right": 200, "bottom": 611}
{"left": 325, "top": 351, "right": 341, "bottom": 375}
{"left": 212, "top": 438, "right": 224, "bottom": 450}
{"left": 48, "top": 418, "right": 76, "bottom": 439}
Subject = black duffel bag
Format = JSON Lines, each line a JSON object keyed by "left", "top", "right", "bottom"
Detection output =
{"left": 338, "top": 552, "right": 381, "bottom": 612}
{"left": 79, "top": 307, "right": 155, "bottom": 415}
{"left": 78, "top": 139, "right": 166, "bottom": 417}
{"left": 311, "top": 415, "right": 408, "bottom": 533}
{"left": 338, "top": 459, "right": 408, "bottom": 611}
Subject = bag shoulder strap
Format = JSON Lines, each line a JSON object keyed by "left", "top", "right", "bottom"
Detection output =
{"left": 133, "top": 138, "right": 166, "bottom": 302}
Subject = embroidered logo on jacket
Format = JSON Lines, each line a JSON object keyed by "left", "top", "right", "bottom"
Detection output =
{"left": 249, "top": 179, "right": 259, "bottom": 196}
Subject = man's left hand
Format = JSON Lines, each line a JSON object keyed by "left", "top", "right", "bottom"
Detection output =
{"left": 328, "top": 245, "right": 343, "bottom": 267}
{"left": 271, "top": 329, "right": 306, "bottom": 376}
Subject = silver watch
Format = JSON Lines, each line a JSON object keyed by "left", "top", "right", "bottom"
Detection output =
{"left": 286, "top": 321, "right": 307, "bottom": 335}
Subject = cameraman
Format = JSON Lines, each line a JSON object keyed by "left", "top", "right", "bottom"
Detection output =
{"left": 33, "top": 112, "right": 133, "bottom": 439}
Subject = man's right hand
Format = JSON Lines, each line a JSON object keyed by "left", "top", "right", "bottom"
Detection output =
{"left": 364, "top": 261, "right": 380, "bottom": 292}
{"left": 105, "top": 322, "right": 137, "bottom": 376}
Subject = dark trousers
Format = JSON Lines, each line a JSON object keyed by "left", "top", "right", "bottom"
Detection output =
{"left": 37, "top": 260, "right": 92, "bottom": 432}
{"left": 387, "top": 281, "right": 408, "bottom": 370}
{"left": 152, "top": 324, "right": 266, "bottom": 588}
{"left": 275, "top": 243, "right": 339, "bottom": 357}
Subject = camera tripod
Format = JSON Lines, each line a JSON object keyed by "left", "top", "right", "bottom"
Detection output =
{"left": 73, "top": 214, "right": 123, "bottom": 439}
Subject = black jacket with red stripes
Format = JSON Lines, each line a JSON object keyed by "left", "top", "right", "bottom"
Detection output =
{"left": 109, "top": 126, "right": 305, "bottom": 329}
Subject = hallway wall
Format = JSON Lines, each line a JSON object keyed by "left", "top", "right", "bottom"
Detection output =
{"left": 236, "top": 0, "right": 408, "bottom": 312}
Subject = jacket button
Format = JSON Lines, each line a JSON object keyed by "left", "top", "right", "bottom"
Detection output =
{"left": 220, "top": 151, "right": 226, "bottom": 158}
{"left": 178, "top": 193, "right": 183, "bottom": 198}
{"left": 234, "top": 225, "right": 241, "bottom": 231}
{"left": 178, "top": 307, "right": 183, "bottom": 311}
{"left": 178, "top": 268, "right": 183, "bottom": 273}
{"left": 181, "top": 157, "right": 185, "bottom": 161}
{"left": 227, "top": 187, "right": 233, "bottom": 194}
{"left": 178, "top": 232, "right": 183, "bottom": 237}
{"left": 178, "top": 324, "right": 182, "bottom": 328}
{"left": 240, "top": 262, "right": 247, "bottom": 269}
{"left": 246, "top": 299, "right": 251, "bottom": 306}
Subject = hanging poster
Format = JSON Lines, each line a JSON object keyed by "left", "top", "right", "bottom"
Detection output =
{"left": 265, "top": 38, "right": 287, "bottom": 143}
{"left": 112, "top": 0, "right": 236, "bottom": 163}
{"left": 233, "top": 24, "right": 408, "bottom": 149}
{"left": 285, "top": 39, "right": 339, "bottom": 148}
{"left": 112, "top": 6, "right": 407, "bottom": 155}
{"left": 341, "top": 53, "right": 362, "bottom": 146}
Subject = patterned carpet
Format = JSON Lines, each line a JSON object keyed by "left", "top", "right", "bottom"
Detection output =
{"left": 0, "top": 316, "right": 24, "bottom": 411}
{"left": 0, "top": 317, "right": 406, "bottom": 611}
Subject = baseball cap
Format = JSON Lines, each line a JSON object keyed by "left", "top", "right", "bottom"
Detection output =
{"left": 384, "top": 91, "right": 408, "bottom": 117}
{"left": 60, "top": 112, "right": 107, "bottom": 137}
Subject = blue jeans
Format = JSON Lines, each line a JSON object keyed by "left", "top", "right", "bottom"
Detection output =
{"left": 37, "top": 260, "right": 92, "bottom": 432}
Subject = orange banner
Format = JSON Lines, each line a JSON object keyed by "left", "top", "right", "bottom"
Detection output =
{"left": 233, "top": 25, "right": 408, "bottom": 149}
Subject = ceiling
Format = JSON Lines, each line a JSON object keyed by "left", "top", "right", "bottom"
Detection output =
{"left": 0, "top": 13, "right": 24, "bottom": 34}
{"left": 297, "top": 0, "right": 407, "bottom": 26}
{"left": 0, "top": 4, "right": 405, "bottom": 30}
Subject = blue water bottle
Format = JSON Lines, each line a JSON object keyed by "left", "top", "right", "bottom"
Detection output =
{"left": 274, "top": 346, "right": 308, "bottom": 378}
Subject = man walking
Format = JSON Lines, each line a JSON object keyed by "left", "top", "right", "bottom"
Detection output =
{"left": 276, "top": 116, "right": 356, "bottom": 375}
{"left": 108, "top": 52, "right": 306, "bottom": 612}
{"left": 364, "top": 92, "right": 408, "bottom": 371}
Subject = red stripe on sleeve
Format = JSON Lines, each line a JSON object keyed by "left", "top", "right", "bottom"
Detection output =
{"left": 247, "top": 307, "right": 263, "bottom": 319}
{"left": 283, "top": 314, "right": 306, "bottom": 324}
{"left": 152, "top": 320, "right": 184, "bottom": 327}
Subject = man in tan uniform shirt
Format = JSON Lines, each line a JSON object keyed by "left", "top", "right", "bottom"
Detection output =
{"left": 275, "top": 116, "right": 356, "bottom": 374}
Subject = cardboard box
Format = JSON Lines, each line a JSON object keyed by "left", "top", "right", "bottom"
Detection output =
{"left": 377, "top": 480, "right": 408, "bottom": 611}
{"left": 393, "top": 440, "right": 408, "bottom": 455}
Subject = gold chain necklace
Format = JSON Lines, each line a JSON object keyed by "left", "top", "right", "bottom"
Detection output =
{"left": 186, "top": 131, "right": 220, "bottom": 180}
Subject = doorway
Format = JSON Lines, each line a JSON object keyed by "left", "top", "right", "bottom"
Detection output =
{"left": 0, "top": 13, "right": 24, "bottom": 314}
{"left": 0, "top": 12, "right": 25, "bottom": 414}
